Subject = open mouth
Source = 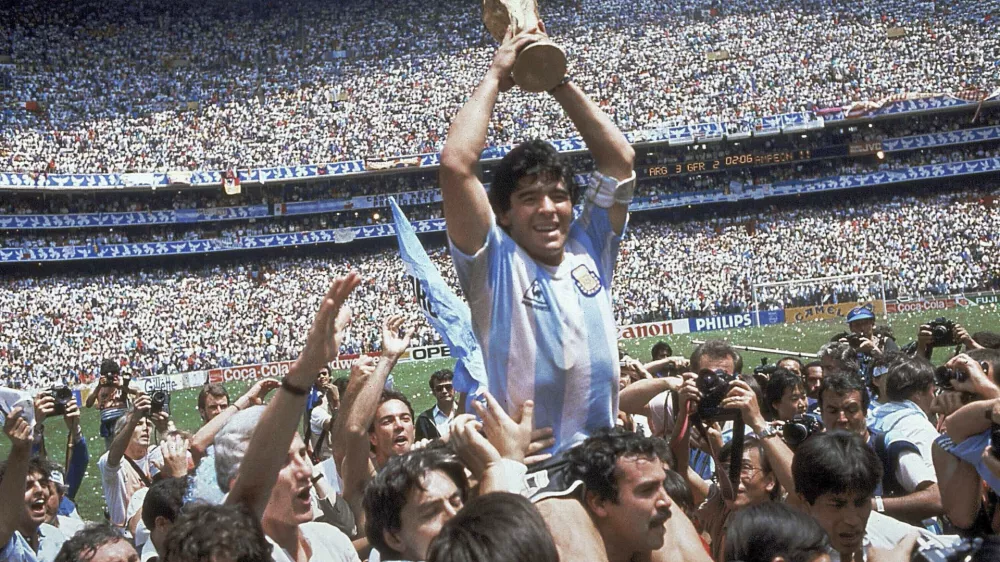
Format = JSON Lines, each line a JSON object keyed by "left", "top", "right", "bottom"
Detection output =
{"left": 533, "top": 225, "right": 559, "bottom": 235}
{"left": 838, "top": 531, "right": 862, "bottom": 545}
{"left": 392, "top": 435, "right": 410, "bottom": 448}
{"left": 30, "top": 498, "right": 46, "bottom": 515}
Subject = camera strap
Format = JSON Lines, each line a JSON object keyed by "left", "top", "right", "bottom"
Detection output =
{"left": 124, "top": 455, "right": 152, "bottom": 488}
{"left": 680, "top": 403, "right": 744, "bottom": 502}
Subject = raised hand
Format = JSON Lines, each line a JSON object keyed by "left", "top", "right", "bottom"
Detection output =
{"left": 33, "top": 393, "right": 55, "bottom": 424}
{"left": 3, "top": 407, "right": 32, "bottom": 451}
{"left": 297, "top": 272, "right": 362, "bottom": 375}
{"left": 380, "top": 315, "right": 415, "bottom": 359}
{"left": 472, "top": 393, "right": 535, "bottom": 464}
{"left": 159, "top": 434, "right": 191, "bottom": 478}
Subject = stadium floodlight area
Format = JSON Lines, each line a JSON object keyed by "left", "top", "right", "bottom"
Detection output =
{"left": 751, "top": 272, "right": 888, "bottom": 327}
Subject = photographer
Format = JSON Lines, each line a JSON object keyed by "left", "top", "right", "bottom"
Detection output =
{"left": 841, "top": 306, "right": 898, "bottom": 382}
{"left": 32, "top": 389, "right": 89, "bottom": 504}
{"left": 97, "top": 392, "right": 163, "bottom": 534}
{"left": 916, "top": 320, "right": 980, "bottom": 360}
{"left": 931, "top": 351, "right": 1000, "bottom": 531}
{"left": 85, "top": 359, "right": 131, "bottom": 449}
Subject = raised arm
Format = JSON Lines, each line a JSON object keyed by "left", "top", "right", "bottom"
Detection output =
{"left": 106, "top": 393, "right": 150, "bottom": 467}
{"left": 0, "top": 408, "right": 32, "bottom": 549}
{"left": 439, "top": 29, "right": 543, "bottom": 255}
{"left": 549, "top": 78, "right": 635, "bottom": 235}
{"left": 619, "top": 376, "right": 682, "bottom": 416}
{"left": 226, "top": 272, "right": 360, "bottom": 517}
{"left": 189, "top": 379, "right": 279, "bottom": 461}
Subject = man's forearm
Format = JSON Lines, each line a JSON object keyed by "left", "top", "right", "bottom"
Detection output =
{"left": 619, "top": 377, "right": 679, "bottom": 415}
{"left": 880, "top": 483, "right": 943, "bottom": 523}
{"left": 0, "top": 445, "right": 29, "bottom": 546}
{"left": 942, "top": 398, "right": 996, "bottom": 443}
{"left": 550, "top": 81, "right": 634, "bottom": 180}
{"left": 106, "top": 414, "right": 138, "bottom": 466}
{"left": 440, "top": 73, "right": 501, "bottom": 171}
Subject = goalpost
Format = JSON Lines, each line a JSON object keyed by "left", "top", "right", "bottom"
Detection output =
{"left": 751, "top": 272, "right": 889, "bottom": 328}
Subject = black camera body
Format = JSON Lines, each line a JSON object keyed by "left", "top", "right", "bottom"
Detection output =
{"left": 150, "top": 390, "right": 170, "bottom": 415}
{"left": 935, "top": 360, "right": 989, "bottom": 390}
{"left": 782, "top": 414, "right": 823, "bottom": 449}
{"left": 928, "top": 317, "right": 956, "bottom": 347}
{"left": 696, "top": 369, "right": 737, "bottom": 421}
{"left": 48, "top": 386, "right": 74, "bottom": 417}
{"left": 845, "top": 332, "right": 865, "bottom": 349}
{"left": 911, "top": 536, "right": 982, "bottom": 562}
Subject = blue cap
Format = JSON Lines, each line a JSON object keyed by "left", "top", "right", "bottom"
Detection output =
{"left": 846, "top": 305, "right": 875, "bottom": 323}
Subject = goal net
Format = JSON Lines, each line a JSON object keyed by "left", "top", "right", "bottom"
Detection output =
{"left": 751, "top": 272, "right": 888, "bottom": 329}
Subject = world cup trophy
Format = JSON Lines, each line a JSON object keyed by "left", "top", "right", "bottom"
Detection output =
{"left": 482, "top": 0, "right": 567, "bottom": 93}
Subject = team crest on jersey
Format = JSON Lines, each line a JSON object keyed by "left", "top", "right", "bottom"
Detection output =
{"left": 571, "top": 265, "right": 602, "bottom": 296}
{"left": 522, "top": 279, "right": 550, "bottom": 310}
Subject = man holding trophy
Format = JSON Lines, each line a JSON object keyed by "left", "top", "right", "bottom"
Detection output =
{"left": 439, "top": 4, "right": 709, "bottom": 561}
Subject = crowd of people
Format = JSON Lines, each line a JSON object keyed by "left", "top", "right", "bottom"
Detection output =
{"left": 1, "top": 181, "right": 996, "bottom": 390}
{"left": 3, "top": 0, "right": 998, "bottom": 173}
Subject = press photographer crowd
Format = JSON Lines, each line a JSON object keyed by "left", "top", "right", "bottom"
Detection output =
{"left": 3, "top": 0, "right": 1000, "bottom": 559}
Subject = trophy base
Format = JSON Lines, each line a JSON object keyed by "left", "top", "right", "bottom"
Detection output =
{"left": 512, "top": 42, "right": 567, "bottom": 93}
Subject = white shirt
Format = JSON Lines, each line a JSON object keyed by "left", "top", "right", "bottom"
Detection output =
{"left": 53, "top": 515, "right": 86, "bottom": 538}
{"left": 98, "top": 447, "right": 159, "bottom": 527}
{"left": 310, "top": 402, "right": 334, "bottom": 457}
{"left": 827, "top": 513, "right": 958, "bottom": 561}
{"left": 431, "top": 405, "right": 452, "bottom": 439}
{"left": 267, "top": 521, "right": 360, "bottom": 562}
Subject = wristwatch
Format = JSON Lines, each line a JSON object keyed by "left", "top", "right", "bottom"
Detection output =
{"left": 758, "top": 424, "right": 780, "bottom": 440}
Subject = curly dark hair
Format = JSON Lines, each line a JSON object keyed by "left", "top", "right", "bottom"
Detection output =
{"left": 364, "top": 444, "right": 470, "bottom": 559}
{"left": 725, "top": 502, "right": 830, "bottom": 562}
{"left": 161, "top": 503, "right": 272, "bottom": 562}
{"left": 792, "top": 430, "right": 882, "bottom": 505}
{"left": 368, "top": 388, "right": 415, "bottom": 433}
{"left": 54, "top": 523, "right": 130, "bottom": 562}
{"left": 427, "top": 492, "right": 558, "bottom": 562}
{"left": 566, "top": 427, "right": 670, "bottom": 503}
{"left": 489, "top": 138, "right": 578, "bottom": 216}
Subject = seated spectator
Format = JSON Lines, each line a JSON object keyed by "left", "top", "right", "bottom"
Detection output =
{"left": 426, "top": 492, "right": 558, "bottom": 562}
{"left": 53, "top": 523, "right": 138, "bottom": 562}
{"left": 415, "top": 369, "right": 454, "bottom": 442}
{"left": 1, "top": 407, "right": 68, "bottom": 561}
{"left": 160, "top": 504, "right": 272, "bottom": 562}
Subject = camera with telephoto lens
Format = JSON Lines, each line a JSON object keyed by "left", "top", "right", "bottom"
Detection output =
{"left": 910, "top": 536, "right": 982, "bottom": 562}
{"left": 928, "top": 317, "right": 957, "bottom": 347}
{"left": 149, "top": 391, "right": 170, "bottom": 415}
{"left": 782, "top": 414, "right": 823, "bottom": 449}
{"left": 48, "top": 386, "right": 74, "bottom": 417}
{"left": 696, "top": 368, "right": 737, "bottom": 421}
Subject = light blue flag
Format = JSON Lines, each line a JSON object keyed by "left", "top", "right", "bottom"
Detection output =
{"left": 389, "top": 197, "right": 487, "bottom": 402}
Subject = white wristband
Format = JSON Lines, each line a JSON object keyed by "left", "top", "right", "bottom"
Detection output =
{"left": 874, "top": 496, "right": 885, "bottom": 513}
{"left": 585, "top": 171, "right": 636, "bottom": 209}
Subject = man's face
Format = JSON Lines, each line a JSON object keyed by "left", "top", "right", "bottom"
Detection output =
{"left": 44, "top": 480, "right": 61, "bottom": 522}
{"left": 130, "top": 417, "right": 152, "bottom": 450}
{"left": 597, "top": 456, "right": 672, "bottom": 553}
{"left": 263, "top": 433, "right": 315, "bottom": 528}
{"left": 200, "top": 393, "right": 229, "bottom": 423}
{"left": 774, "top": 384, "right": 807, "bottom": 422}
{"left": 820, "top": 390, "right": 867, "bottom": 437}
{"left": 431, "top": 379, "right": 454, "bottom": 409}
{"left": 390, "top": 469, "right": 463, "bottom": 560}
{"left": 722, "top": 447, "right": 774, "bottom": 510}
{"left": 777, "top": 359, "right": 802, "bottom": 377}
{"left": 694, "top": 355, "right": 736, "bottom": 376}
{"left": 498, "top": 174, "right": 574, "bottom": 267}
{"left": 84, "top": 540, "right": 139, "bottom": 562}
{"left": 805, "top": 366, "right": 824, "bottom": 398}
{"left": 370, "top": 399, "right": 415, "bottom": 463}
{"left": 849, "top": 318, "right": 874, "bottom": 338}
{"left": 150, "top": 516, "right": 173, "bottom": 555}
{"left": 315, "top": 369, "right": 331, "bottom": 391}
{"left": 23, "top": 470, "right": 50, "bottom": 528}
{"left": 820, "top": 355, "right": 841, "bottom": 376}
{"left": 804, "top": 491, "right": 871, "bottom": 555}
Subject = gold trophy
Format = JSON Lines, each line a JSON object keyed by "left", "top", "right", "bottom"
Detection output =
{"left": 482, "top": 0, "right": 567, "bottom": 93}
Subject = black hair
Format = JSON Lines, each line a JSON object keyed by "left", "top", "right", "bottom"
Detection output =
{"left": 100, "top": 359, "right": 120, "bottom": 376}
{"left": 489, "top": 138, "right": 578, "bottom": 216}
{"left": 565, "top": 427, "right": 669, "bottom": 504}
{"left": 972, "top": 332, "right": 1000, "bottom": 350}
{"left": 804, "top": 361, "right": 823, "bottom": 371}
{"left": 197, "top": 383, "right": 230, "bottom": 411}
{"left": 364, "top": 444, "right": 470, "bottom": 559}
{"left": 792, "top": 430, "right": 882, "bottom": 505}
{"left": 368, "top": 389, "right": 415, "bottom": 433}
{"left": 719, "top": 436, "right": 778, "bottom": 500}
{"left": 662, "top": 469, "right": 694, "bottom": 515}
{"left": 651, "top": 341, "right": 673, "bottom": 360}
{"left": 142, "top": 477, "right": 188, "bottom": 530}
{"left": 161, "top": 503, "right": 272, "bottom": 562}
{"left": 817, "top": 371, "right": 870, "bottom": 412}
{"left": 764, "top": 369, "right": 805, "bottom": 420}
{"left": 0, "top": 456, "right": 48, "bottom": 485}
{"left": 429, "top": 369, "right": 455, "bottom": 389}
{"left": 426, "top": 492, "right": 558, "bottom": 562}
{"left": 724, "top": 502, "right": 830, "bottom": 562}
{"left": 885, "top": 355, "right": 935, "bottom": 402}
{"left": 54, "top": 523, "right": 130, "bottom": 562}
{"left": 690, "top": 339, "right": 743, "bottom": 374}
{"left": 818, "top": 342, "right": 860, "bottom": 374}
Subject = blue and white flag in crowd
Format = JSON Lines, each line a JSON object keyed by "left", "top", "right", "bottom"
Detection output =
{"left": 389, "top": 197, "right": 487, "bottom": 403}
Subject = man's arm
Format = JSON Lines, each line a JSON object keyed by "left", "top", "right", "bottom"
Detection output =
{"left": 106, "top": 393, "right": 151, "bottom": 468}
{"left": 933, "top": 442, "right": 982, "bottom": 529}
{"left": 619, "top": 377, "right": 681, "bottom": 416}
{"left": 0, "top": 408, "right": 32, "bottom": 549}
{"left": 549, "top": 81, "right": 635, "bottom": 234}
{"left": 879, "top": 482, "right": 943, "bottom": 523}
{"left": 189, "top": 379, "right": 279, "bottom": 460}
{"left": 225, "top": 273, "right": 360, "bottom": 517}
{"left": 85, "top": 382, "right": 103, "bottom": 408}
{"left": 439, "top": 30, "right": 542, "bottom": 255}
